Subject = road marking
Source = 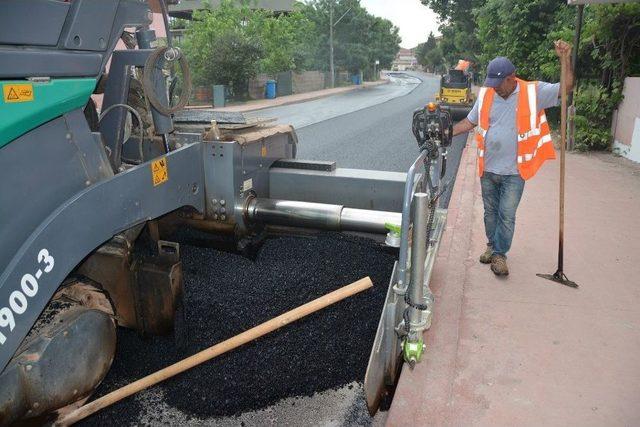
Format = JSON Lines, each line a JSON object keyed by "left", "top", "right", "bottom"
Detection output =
{"left": 35, "top": 270, "right": 42, "bottom": 279}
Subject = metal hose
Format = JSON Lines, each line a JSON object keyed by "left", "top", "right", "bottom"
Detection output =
{"left": 142, "top": 46, "right": 192, "bottom": 116}
{"left": 98, "top": 103, "right": 145, "bottom": 164}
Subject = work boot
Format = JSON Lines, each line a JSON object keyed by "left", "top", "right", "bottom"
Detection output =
{"left": 491, "top": 254, "right": 509, "bottom": 276}
{"left": 479, "top": 245, "right": 494, "bottom": 264}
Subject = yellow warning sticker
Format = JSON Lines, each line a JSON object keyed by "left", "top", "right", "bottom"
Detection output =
{"left": 3, "top": 84, "right": 34, "bottom": 103}
{"left": 151, "top": 158, "right": 169, "bottom": 187}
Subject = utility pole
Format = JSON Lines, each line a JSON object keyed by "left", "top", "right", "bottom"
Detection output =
{"left": 329, "top": 2, "right": 334, "bottom": 88}
{"left": 328, "top": 1, "right": 351, "bottom": 88}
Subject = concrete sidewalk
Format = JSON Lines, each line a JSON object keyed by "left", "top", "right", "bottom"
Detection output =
{"left": 387, "top": 138, "right": 640, "bottom": 426}
{"left": 186, "top": 80, "right": 389, "bottom": 113}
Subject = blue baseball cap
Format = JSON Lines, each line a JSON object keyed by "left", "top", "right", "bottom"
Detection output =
{"left": 484, "top": 57, "right": 516, "bottom": 87}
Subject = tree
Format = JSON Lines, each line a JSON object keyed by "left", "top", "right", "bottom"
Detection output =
{"left": 299, "top": 0, "right": 400, "bottom": 77}
{"left": 415, "top": 31, "right": 437, "bottom": 65}
{"left": 256, "top": 9, "right": 317, "bottom": 75}
{"left": 183, "top": 0, "right": 402, "bottom": 93}
{"left": 416, "top": 32, "right": 444, "bottom": 73}
{"left": 182, "top": 0, "right": 317, "bottom": 94}
{"left": 581, "top": 4, "right": 640, "bottom": 86}
{"left": 573, "top": 4, "right": 639, "bottom": 150}
{"left": 475, "top": 0, "right": 570, "bottom": 80}
{"left": 421, "top": 0, "right": 485, "bottom": 66}
{"left": 182, "top": 1, "right": 263, "bottom": 94}
{"left": 424, "top": 47, "right": 444, "bottom": 73}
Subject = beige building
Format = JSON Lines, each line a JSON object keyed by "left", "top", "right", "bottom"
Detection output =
{"left": 392, "top": 48, "right": 418, "bottom": 71}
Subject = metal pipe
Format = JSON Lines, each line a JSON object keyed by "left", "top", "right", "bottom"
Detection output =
{"left": 248, "top": 199, "right": 342, "bottom": 229}
{"left": 398, "top": 151, "right": 428, "bottom": 289}
{"left": 409, "top": 193, "right": 428, "bottom": 331}
{"left": 340, "top": 208, "right": 400, "bottom": 233}
{"left": 246, "top": 198, "right": 401, "bottom": 234}
{"left": 162, "top": 134, "right": 171, "bottom": 153}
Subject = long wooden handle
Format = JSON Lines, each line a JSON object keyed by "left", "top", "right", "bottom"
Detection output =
{"left": 558, "top": 51, "right": 569, "bottom": 271}
{"left": 56, "top": 277, "right": 374, "bottom": 426}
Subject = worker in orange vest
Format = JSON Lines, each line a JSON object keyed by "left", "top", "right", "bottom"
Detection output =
{"left": 452, "top": 40, "right": 573, "bottom": 276}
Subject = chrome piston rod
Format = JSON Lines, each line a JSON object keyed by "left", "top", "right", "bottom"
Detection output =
{"left": 246, "top": 198, "right": 401, "bottom": 234}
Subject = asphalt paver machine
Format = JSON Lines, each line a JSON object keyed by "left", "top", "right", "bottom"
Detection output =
{"left": 0, "top": 1, "right": 453, "bottom": 423}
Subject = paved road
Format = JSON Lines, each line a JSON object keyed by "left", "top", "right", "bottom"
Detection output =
{"left": 246, "top": 74, "right": 422, "bottom": 129}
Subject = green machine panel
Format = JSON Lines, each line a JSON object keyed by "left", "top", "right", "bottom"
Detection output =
{"left": 0, "top": 78, "right": 96, "bottom": 148}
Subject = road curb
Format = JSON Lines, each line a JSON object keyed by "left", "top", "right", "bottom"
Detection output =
{"left": 242, "top": 81, "right": 391, "bottom": 113}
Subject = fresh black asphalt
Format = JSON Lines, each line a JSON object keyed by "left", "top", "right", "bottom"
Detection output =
{"left": 81, "top": 74, "right": 469, "bottom": 425}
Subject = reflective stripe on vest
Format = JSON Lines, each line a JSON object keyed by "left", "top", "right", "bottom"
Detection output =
{"left": 475, "top": 79, "right": 556, "bottom": 180}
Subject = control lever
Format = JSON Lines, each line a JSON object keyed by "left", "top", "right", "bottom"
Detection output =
{"left": 412, "top": 102, "right": 453, "bottom": 152}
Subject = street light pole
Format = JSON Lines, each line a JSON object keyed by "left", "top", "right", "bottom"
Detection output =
{"left": 330, "top": 2, "right": 334, "bottom": 88}
{"left": 328, "top": 2, "right": 351, "bottom": 88}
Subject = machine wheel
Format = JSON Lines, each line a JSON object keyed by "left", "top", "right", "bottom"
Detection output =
{"left": 0, "top": 279, "right": 116, "bottom": 426}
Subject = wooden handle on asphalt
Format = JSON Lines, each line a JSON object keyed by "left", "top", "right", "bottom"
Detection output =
{"left": 56, "top": 277, "right": 373, "bottom": 426}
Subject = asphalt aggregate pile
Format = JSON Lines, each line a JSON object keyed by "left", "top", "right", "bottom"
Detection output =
{"left": 83, "top": 232, "right": 396, "bottom": 424}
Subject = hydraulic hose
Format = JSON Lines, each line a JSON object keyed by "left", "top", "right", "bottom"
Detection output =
{"left": 142, "top": 46, "right": 192, "bottom": 116}
{"left": 98, "top": 103, "right": 145, "bottom": 164}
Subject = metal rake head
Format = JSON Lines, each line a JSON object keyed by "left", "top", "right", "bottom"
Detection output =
{"left": 536, "top": 270, "right": 578, "bottom": 288}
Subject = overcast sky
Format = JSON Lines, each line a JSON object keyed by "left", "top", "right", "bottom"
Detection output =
{"left": 360, "top": 0, "right": 440, "bottom": 48}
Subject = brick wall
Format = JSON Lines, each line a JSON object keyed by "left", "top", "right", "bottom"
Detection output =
{"left": 292, "top": 71, "right": 326, "bottom": 94}
{"left": 248, "top": 73, "right": 271, "bottom": 100}
{"left": 336, "top": 71, "right": 351, "bottom": 86}
{"left": 248, "top": 71, "right": 330, "bottom": 100}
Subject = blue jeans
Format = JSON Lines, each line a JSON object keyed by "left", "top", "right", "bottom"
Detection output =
{"left": 480, "top": 172, "right": 525, "bottom": 256}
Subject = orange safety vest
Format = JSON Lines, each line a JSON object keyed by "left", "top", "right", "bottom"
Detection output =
{"left": 475, "top": 78, "right": 555, "bottom": 180}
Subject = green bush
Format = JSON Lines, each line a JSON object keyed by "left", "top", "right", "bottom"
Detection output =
{"left": 182, "top": 0, "right": 400, "bottom": 95}
{"left": 573, "top": 82, "right": 623, "bottom": 152}
{"left": 574, "top": 115, "right": 610, "bottom": 152}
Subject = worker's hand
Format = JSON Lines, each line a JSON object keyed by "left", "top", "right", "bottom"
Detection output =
{"left": 554, "top": 40, "right": 572, "bottom": 58}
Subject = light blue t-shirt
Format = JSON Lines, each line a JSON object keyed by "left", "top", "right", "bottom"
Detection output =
{"left": 467, "top": 82, "right": 560, "bottom": 175}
